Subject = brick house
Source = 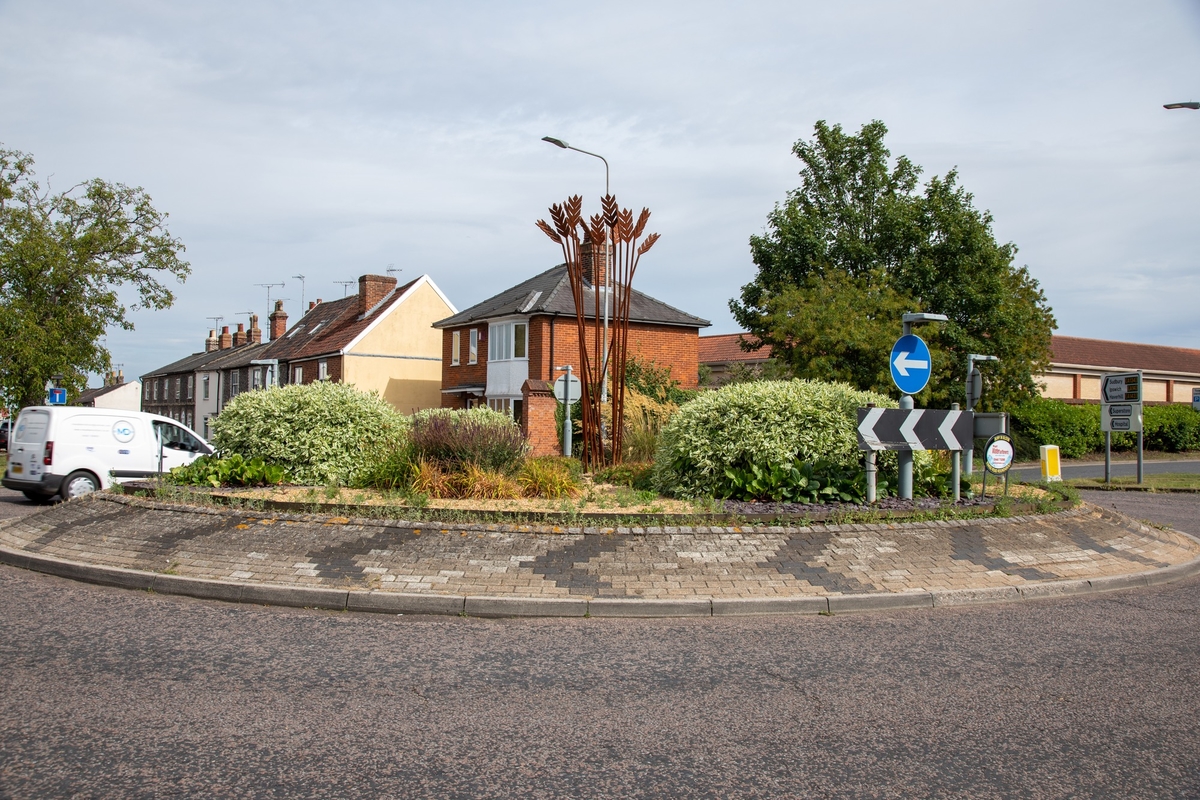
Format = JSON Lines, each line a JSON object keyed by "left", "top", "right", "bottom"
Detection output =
{"left": 261, "top": 273, "right": 456, "bottom": 414}
{"left": 433, "top": 253, "right": 709, "bottom": 452}
{"left": 697, "top": 333, "right": 773, "bottom": 386}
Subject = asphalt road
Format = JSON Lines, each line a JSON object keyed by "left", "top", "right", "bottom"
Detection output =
{"left": 1012, "top": 458, "right": 1200, "bottom": 483}
{"left": 1, "top": 492, "right": 1200, "bottom": 797}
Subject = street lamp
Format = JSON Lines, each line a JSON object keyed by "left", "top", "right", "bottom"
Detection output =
{"left": 542, "top": 136, "right": 613, "bottom": 402}
{"left": 1164, "top": 102, "right": 1200, "bottom": 110}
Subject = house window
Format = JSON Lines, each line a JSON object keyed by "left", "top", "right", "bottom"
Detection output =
{"left": 489, "top": 321, "right": 528, "bottom": 362}
{"left": 251, "top": 368, "right": 262, "bottom": 390}
{"left": 230, "top": 371, "right": 240, "bottom": 396}
{"left": 144, "top": 383, "right": 150, "bottom": 400}
{"left": 318, "top": 360, "right": 328, "bottom": 381}
{"left": 175, "top": 377, "right": 181, "bottom": 399}
{"left": 486, "top": 398, "right": 524, "bottom": 425}
{"left": 469, "top": 329, "right": 478, "bottom": 364}
{"left": 294, "top": 366, "right": 303, "bottom": 384}
{"left": 187, "top": 375, "right": 194, "bottom": 400}
{"left": 152, "top": 381, "right": 158, "bottom": 401}
{"left": 452, "top": 331, "right": 460, "bottom": 366}
{"left": 202, "top": 375, "right": 210, "bottom": 400}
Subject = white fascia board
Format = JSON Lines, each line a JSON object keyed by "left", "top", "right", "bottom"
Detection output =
{"left": 342, "top": 274, "right": 457, "bottom": 356}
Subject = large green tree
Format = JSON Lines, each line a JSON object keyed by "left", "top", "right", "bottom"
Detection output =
{"left": 0, "top": 146, "right": 190, "bottom": 409}
{"left": 731, "top": 120, "right": 1055, "bottom": 409}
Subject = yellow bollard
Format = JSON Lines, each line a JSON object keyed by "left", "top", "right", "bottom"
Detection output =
{"left": 1040, "top": 445, "right": 1062, "bottom": 482}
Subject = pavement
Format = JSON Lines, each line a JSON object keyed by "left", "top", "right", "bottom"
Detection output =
{"left": 1, "top": 491, "right": 1198, "bottom": 617}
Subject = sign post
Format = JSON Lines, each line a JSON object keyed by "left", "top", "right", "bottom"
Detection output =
{"left": 890, "top": 313, "right": 947, "bottom": 499}
{"left": 1193, "top": 387, "right": 1200, "bottom": 413}
{"left": 554, "top": 366, "right": 582, "bottom": 458}
{"left": 982, "top": 432, "right": 1015, "bottom": 498}
{"left": 1100, "top": 371, "right": 1143, "bottom": 484}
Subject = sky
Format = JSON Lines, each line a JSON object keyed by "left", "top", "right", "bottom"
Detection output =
{"left": 2, "top": 0, "right": 1199, "bottom": 385}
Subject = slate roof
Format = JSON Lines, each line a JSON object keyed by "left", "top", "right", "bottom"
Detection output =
{"left": 76, "top": 383, "right": 131, "bottom": 405}
{"left": 1051, "top": 336, "right": 1200, "bottom": 375}
{"left": 698, "top": 333, "right": 773, "bottom": 364}
{"left": 263, "top": 277, "right": 421, "bottom": 362}
{"left": 432, "top": 265, "right": 710, "bottom": 329}
{"left": 141, "top": 348, "right": 230, "bottom": 380}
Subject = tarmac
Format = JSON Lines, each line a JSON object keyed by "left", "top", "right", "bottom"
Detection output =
{"left": 1, "top": 492, "right": 1198, "bottom": 617}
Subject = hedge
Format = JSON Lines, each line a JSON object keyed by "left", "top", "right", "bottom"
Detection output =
{"left": 1009, "top": 397, "right": 1200, "bottom": 460}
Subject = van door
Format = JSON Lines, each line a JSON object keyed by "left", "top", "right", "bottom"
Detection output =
{"left": 6, "top": 410, "right": 50, "bottom": 483}
{"left": 152, "top": 421, "right": 208, "bottom": 474}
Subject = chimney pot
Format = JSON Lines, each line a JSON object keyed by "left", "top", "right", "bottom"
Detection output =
{"left": 248, "top": 314, "right": 262, "bottom": 345}
{"left": 218, "top": 325, "right": 233, "bottom": 350}
{"left": 205, "top": 329, "right": 219, "bottom": 353}
{"left": 358, "top": 274, "right": 397, "bottom": 317}
{"left": 269, "top": 301, "right": 289, "bottom": 341}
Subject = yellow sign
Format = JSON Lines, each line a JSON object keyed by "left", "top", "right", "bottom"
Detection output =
{"left": 1040, "top": 445, "right": 1062, "bottom": 482}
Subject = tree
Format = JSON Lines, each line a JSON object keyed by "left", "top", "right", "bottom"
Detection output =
{"left": 0, "top": 146, "right": 189, "bottom": 409}
{"left": 731, "top": 120, "right": 1055, "bottom": 409}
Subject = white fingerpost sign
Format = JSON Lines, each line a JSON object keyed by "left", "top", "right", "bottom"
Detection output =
{"left": 1100, "top": 372, "right": 1142, "bottom": 433}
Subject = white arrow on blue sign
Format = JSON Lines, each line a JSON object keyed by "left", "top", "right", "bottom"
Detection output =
{"left": 890, "top": 334, "right": 932, "bottom": 395}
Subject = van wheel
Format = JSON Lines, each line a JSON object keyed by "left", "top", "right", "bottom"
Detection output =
{"left": 61, "top": 471, "right": 100, "bottom": 500}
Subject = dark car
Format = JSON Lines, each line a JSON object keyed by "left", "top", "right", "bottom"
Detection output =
{"left": 0, "top": 420, "right": 10, "bottom": 451}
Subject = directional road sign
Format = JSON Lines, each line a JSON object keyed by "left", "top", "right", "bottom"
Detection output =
{"left": 857, "top": 408, "right": 973, "bottom": 452}
{"left": 1101, "top": 372, "right": 1141, "bottom": 403}
{"left": 890, "top": 334, "right": 932, "bottom": 395}
{"left": 1194, "top": 387, "right": 1200, "bottom": 413}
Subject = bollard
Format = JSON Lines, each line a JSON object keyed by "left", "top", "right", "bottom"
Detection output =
{"left": 1040, "top": 445, "right": 1062, "bottom": 482}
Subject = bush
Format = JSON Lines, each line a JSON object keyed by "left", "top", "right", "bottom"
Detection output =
{"left": 167, "top": 454, "right": 289, "bottom": 488}
{"left": 211, "top": 382, "right": 407, "bottom": 486}
{"left": 719, "top": 459, "right": 868, "bottom": 504}
{"left": 409, "top": 407, "right": 529, "bottom": 472}
{"left": 1144, "top": 404, "right": 1200, "bottom": 452}
{"left": 653, "top": 379, "right": 897, "bottom": 498}
{"left": 595, "top": 462, "right": 655, "bottom": 491}
{"left": 517, "top": 457, "right": 582, "bottom": 498}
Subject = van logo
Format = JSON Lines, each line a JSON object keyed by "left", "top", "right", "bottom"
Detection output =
{"left": 112, "top": 421, "right": 136, "bottom": 443}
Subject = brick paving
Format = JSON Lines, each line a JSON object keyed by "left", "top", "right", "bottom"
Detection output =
{"left": 1, "top": 494, "right": 1196, "bottom": 600}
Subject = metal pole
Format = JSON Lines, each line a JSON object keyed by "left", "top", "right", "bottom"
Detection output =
{"left": 561, "top": 365, "right": 574, "bottom": 458}
{"left": 898, "top": 394, "right": 914, "bottom": 499}
{"left": 1137, "top": 431, "right": 1144, "bottom": 485}
{"left": 865, "top": 403, "right": 877, "bottom": 503}
{"left": 951, "top": 403, "right": 961, "bottom": 503}
{"left": 1105, "top": 432, "right": 1111, "bottom": 484}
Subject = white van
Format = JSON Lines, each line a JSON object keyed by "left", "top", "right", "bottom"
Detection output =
{"left": 2, "top": 406, "right": 212, "bottom": 502}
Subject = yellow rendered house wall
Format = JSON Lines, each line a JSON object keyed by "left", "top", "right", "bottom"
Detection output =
{"left": 341, "top": 281, "right": 453, "bottom": 415}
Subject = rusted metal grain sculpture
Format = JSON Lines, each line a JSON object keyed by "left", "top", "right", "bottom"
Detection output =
{"left": 537, "top": 195, "right": 659, "bottom": 470}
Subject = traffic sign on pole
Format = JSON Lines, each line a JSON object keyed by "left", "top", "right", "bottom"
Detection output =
{"left": 553, "top": 374, "right": 581, "bottom": 404}
{"left": 47, "top": 388, "right": 67, "bottom": 405}
{"left": 889, "top": 334, "right": 932, "bottom": 395}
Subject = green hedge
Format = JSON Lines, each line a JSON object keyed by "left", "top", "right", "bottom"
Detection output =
{"left": 652, "top": 379, "right": 904, "bottom": 498}
{"left": 1009, "top": 398, "right": 1200, "bottom": 459}
{"left": 211, "top": 381, "right": 408, "bottom": 486}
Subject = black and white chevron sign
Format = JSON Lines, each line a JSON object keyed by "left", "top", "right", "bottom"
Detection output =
{"left": 856, "top": 408, "right": 974, "bottom": 452}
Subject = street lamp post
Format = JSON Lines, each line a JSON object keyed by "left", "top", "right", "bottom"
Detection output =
{"left": 1164, "top": 102, "right": 1200, "bottom": 110}
{"left": 542, "top": 136, "right": 613, "bottom": 403}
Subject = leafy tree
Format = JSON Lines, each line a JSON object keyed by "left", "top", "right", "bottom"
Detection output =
{"left": 731, "top": 120, "right": 1055, "bottom": 409}
{"left": 0, "top": 146, "right": 189, "bottom": 408}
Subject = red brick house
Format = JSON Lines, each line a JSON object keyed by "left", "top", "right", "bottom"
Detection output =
{"left": 433, "top": 253, "right": 709, "bottom": 451}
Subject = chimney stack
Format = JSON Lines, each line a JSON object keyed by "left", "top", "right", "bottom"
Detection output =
{"left": 580, "top": 238, "right": 608, "bottom": 288}
{"left": 248, "top": 314, "right": 262, "bottom": 345}
{"left": 205, "top": 329, "right": 219, "bottom": 352}
{"left": 358, "top": 274, "right": 397, "bottom": 317}
{"left": 269, "top": 300, "right": 288, "bottom": 341}
{"left": 233, "top": 322, "right": 247, "bottom": 347}
{"left": 218, "top": 326, "right": 232, "bottom": 350}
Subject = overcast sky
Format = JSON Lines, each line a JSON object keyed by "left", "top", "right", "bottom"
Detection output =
{"left": 3, "top": 1, "right": 1199, "bottom": 384}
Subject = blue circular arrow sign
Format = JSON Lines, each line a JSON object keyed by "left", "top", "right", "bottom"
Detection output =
{"left": 890, "top": 334, "right": 932, "bottom": 395}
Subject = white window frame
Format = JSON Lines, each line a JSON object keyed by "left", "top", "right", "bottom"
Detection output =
{"left": 318, "top": 360, "right": 328, "bottom": 381}
{"left": 468, "top": 329, "right": 478, "bottom": 365}
{"left": 187, "top": 375, "right": 194, "bottom": 400}
{"left": 175, "top": 377, "right": 182, "bottom": 399}
{"left": 230, "top": 371, "right": 240, "bottom": 396}
{"left": 251, "top": 368, "right": 262, "bottom": 390}
{"left": 202, "top": 374, "right": 210, "bottom": 400}
{"left": 451, "top": 331, "right": 461, "bottom": 366}
{"left": 294, "top": 366, "right": 303, "bottom": 384}
{"left": 488, "top": 320, "right": 528, "bottom": 363}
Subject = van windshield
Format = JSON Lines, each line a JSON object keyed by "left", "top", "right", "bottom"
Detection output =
{"left": 15, "top": 411, "right": 49, "bottom": 444}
